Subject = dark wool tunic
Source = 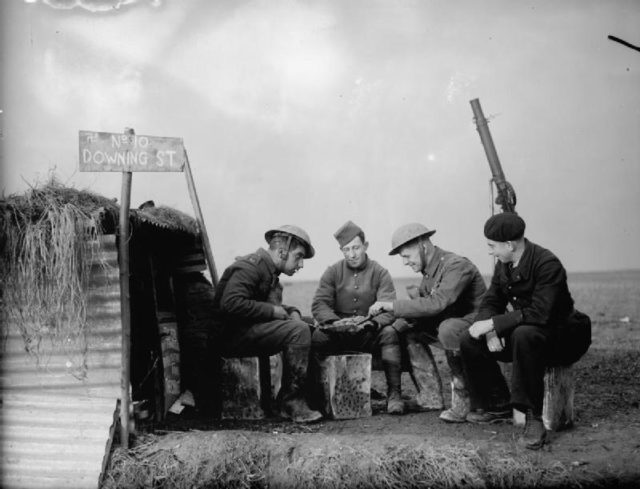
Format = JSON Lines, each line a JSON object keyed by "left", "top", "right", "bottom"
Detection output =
{"left": 476, "top": 239, "right": 591, "bottom": 363}
{"left": 212, "top": 248, "right": 299, "bottom": 338}
{"left": 393, "top": 246, "right": 487, "bottom": 324}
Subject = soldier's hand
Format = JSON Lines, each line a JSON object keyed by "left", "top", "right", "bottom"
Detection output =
{"left": 289, "top": 310, "right": 302, "bottom": 321}
{"left": 469, "top": 319, "right": 494, "bottom": 339}
{"left": 272, "top": 305, "right": 290, "bottom": 320}
{"left": 485, "top": 330, "right": 505, "bottom": 352}
{"left": 369, "top": 301, "right": 393, "bottom": 316}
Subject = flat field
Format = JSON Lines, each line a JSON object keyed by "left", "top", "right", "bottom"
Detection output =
{"left": 104, "top": 270, "right": 640, "bottom": 488}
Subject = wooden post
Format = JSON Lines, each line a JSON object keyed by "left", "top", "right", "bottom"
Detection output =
{"left": 183, "top": 149, "right": 219, "bottom": 287}
{"left": 118, "top": 127, "right": 134, "bottom": 448}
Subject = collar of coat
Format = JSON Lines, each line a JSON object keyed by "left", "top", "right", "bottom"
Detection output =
{"left": 343, "top": 254, "right": 370, "bottom": 272}
{"left": 256, "top": 247, "right": 279, "bottom": 276}
{"left": 504, "top": 239, "right": 533, "bottom": 282}
{"left": 422, "top": 246, "right": 447, "bottom": 278}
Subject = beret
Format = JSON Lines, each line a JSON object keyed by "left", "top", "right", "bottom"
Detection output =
{"left": 334, "top": 220, "right": 364, "bottom": 248}
{"left": 484, "top": 213, "right": 526, "bottom": 241}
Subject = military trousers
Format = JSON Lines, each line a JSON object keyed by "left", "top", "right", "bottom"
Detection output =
{"left": 219, "top": 319, "right": 312, "bottom": 358}
{"left": 459, "top": 324, "right": 551, "bottom": 415}
{"left": 395, "top": 316, "right": 472, "bottom": 352}
{"left": 310, "top": 324, "right": 400, "bottom": 356}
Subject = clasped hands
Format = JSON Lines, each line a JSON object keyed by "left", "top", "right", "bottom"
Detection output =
{"left": 469, "top": 318, "right": 505, "bottom": 352}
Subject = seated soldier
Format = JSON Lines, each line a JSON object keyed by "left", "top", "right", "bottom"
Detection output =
{"left": 212, "top": 225, "right": 322, "bottom": 423}
{"left": 310, "top": 220, "right": 401, "bottom": 414}
{"left": 461, "top": 213, "right": 591, "bottom": 450}
{"left": 369, "top": 223, "right": 488, "bottom": 422}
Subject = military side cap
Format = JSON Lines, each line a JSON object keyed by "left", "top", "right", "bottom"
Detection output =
{"left": 484, "top": 212, "right": 526, "bottom": 241}
{"left": 334, "top": 220, "right": 363, "bottom": 248}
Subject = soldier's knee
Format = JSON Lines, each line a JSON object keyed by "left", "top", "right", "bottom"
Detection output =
{"left": 285, "top": 319, "right": 311, "bottom": 345}
{"left": 377, "top": 325, "right": 400, "bottom": 346}
{"left": 438, "top": 318, "right": 468, "bottom": 350}
{"left": 511, "top": 324, "right": 545, "bottom": 348}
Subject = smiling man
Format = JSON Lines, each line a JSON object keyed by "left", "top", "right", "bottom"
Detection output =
{"left": 310, "top": 221, "right": 401, "bottom": 413}
{"left": 369, "top": 222, "right": 487, "bottom": 422}
{"left": 212, "top": 225, "right": 322, "bottom": 423}
{"left": 460, "top": 212, "right": 591, "bottom": 449}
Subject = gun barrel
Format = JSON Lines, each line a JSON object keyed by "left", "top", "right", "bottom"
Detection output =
{"left": 470, "top": 98, "right": 506, "bottom": 183}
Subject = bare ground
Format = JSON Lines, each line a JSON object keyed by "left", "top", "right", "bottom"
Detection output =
{"left": 105, "top": 347, "right": 640, "bottom": 488}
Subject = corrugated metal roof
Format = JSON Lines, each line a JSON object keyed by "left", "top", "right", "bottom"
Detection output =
{"left": 1, "top": 235, "right": 122, "bottom": 489}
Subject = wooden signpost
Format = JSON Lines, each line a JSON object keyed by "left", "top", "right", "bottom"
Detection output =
{"left": 79, "top": 128, "right": 219, "bottom": 448}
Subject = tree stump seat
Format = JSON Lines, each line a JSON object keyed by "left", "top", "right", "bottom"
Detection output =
{"left": 508, "top": 364, "right": 576, "bottom": 431}
{"left": 219, "top": 355, "right": 282, "bottom": 420}
{"left": 318, "top": 354, "right": 372, "bottom": 419}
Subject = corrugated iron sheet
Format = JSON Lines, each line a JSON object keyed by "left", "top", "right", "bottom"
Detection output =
{"left": 1, "top": 235, "right": 122, "bottom": 489}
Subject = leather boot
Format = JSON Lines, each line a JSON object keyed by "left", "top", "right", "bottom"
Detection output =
{"left": 406, "top": 339, "right": 445, "bottom": 410}
{"left": 278, "top": 345, "right": 323, "bottom": 423}
{"left": 381, "top": 344, "right": 404, "bottom": 414}
{"left": 519, "top": 410, "right": 547, "bottom": 450}
{"left": 439, "top": 351, "right": 471, "bottom": 423}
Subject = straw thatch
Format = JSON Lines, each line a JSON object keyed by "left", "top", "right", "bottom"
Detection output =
{"left": 132, "top": 204, "right": 199, "bottom": 236}
{"left": 0, "top": 178, "right": 119, "bottom": 377}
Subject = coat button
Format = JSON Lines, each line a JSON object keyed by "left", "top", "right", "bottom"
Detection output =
{"left": 353, "top": 298, "right": 358, "bottom": 302}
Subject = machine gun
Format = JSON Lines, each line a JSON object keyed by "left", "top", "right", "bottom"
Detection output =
{"left": 470, "top": 98, "right": 517, "bottom": 214}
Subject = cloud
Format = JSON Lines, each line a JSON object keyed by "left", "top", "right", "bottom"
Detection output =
{"left": 24, "top": 0, "right": 161, "bottom": 13}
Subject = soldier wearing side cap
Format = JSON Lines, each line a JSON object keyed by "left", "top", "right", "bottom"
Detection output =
{"left": 369, "top": 223, "right": 487, "bottom": 420}
{"left": 310, "top": 221, "right": 400, "bottom": 414}
{"left": 460, "top": 213, "right": 591, "bottom": 450}
{"left": 211, "top": 225, "right": 322, "bottom": 423}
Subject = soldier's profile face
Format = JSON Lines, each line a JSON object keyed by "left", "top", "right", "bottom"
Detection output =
{"left": 282, "top": 245, "right": 306, "bottom": 276}
{"left": 399, "top": 244, "right": 422, "bottom": 273}
{"left": 486, "top": 239, "right": 513, "bottom": 263}
{"left": 341, "top": 236, "right": 368, "bottom": 268}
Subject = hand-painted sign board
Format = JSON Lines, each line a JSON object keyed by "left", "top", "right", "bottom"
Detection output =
{"left": 79, "top": 130, "right": 185, "bottom": 172}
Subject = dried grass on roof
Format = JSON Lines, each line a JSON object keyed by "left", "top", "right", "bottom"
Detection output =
{"left": 0, "top": 177, "right": 117, "bottom": 377}
{"left": 133, "top": 205, "right": 199, "bottom": 235}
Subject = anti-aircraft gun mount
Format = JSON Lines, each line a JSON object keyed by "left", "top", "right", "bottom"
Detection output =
{"left": 470, "top": 98, "right": 517, "bottom": 214}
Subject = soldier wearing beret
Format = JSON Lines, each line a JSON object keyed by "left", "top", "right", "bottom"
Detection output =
{"left": 212, "top": 225, "right": 322, "bottom": 423}
{"left": 369, "top": 223, "right": 487, "bottom": 420}
{"left": 460, "top": 213, "right": 591, "bottom": 449}
{"left": 310, "top": 221, "right": 402, "bottom": 413}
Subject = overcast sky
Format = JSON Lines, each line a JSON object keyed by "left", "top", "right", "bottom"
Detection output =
{"left": 1, "top": 0, "right": 639, "bottom": 280}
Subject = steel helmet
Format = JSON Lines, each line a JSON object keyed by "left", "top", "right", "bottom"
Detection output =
{"left": 388, "top": 223, "right": 436, "bottom": 255}
{"left": 265, "top": 225, "right": 315, "bottom": 258}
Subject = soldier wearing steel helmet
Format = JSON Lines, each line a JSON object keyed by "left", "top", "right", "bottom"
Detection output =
{"left": 211, "top": 225, "right": 322, "bottom": 423}
{"left": 369, "top": 222, "right": 487, "bottom": 422}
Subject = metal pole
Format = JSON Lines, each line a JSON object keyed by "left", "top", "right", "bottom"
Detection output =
{"left": 183, "top": 149, "right": 219, "bottom": 287}
{"left": 119, "top": 127, "right": 134, "bottom": 448}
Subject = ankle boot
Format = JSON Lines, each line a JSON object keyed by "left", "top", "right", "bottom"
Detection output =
{"left": 278, "top": 345, "right": 322, "bottom": 423}
{"left": 519, "top": 410, "right": 547, "bottom": 450}
{"left": 406, "top": 339, "right": 444, "bottom": 410}
{"left": 381, "top": 344, "right": 404, "bottom": 414}
{"left": 439, "top": 351, "right": 471, "bottom": 423}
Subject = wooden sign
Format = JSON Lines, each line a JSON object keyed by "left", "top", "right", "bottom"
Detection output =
{"left": 79, "top": 130, "right": 185, "bottom": 172}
